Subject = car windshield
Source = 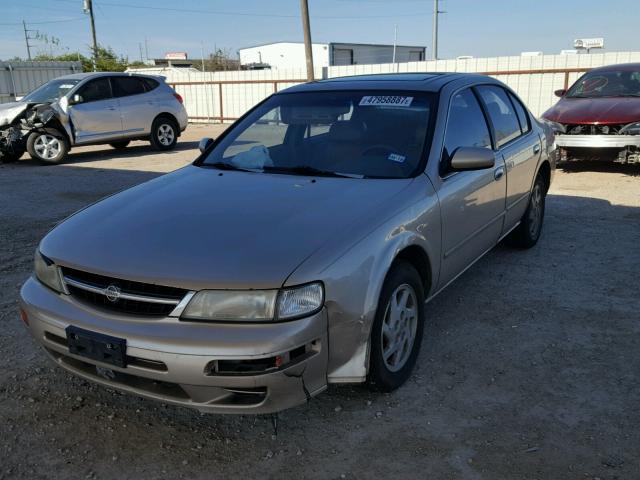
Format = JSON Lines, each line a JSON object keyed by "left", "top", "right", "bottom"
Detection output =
{"left": 22, "top": 79, "right": 81, "bottom": 103}
{"left": 566, "top": 70, "right": 640, "bottom": 98}
{"left": 201, "top": 91, "right": 434, "bottom": 179}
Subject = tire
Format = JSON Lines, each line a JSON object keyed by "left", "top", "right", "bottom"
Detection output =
{"left": 506, "top": 173, "right": 547, "bottom": 248}
{"left": 149, "top": 116, "right": 178, "bottom": 151}
{"left": 27, "top": 128, "right": 69, "bottom": 165}
{"left": 368, "top": 261, "right": 425, "bottom": 392}
{"left": 109, "top": 140, "right": 130, "bottom": 150}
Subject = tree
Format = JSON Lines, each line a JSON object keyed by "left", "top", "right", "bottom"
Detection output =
{"left": 33, "top": 45, "right": 132, "bottom": 72}
{"left": 200, "top": 48, "right": 240, "bottom": 72}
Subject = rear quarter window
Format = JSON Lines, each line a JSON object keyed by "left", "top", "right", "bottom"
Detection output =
{"left": 142, "top": 78, "right": 159, "bottom": 91}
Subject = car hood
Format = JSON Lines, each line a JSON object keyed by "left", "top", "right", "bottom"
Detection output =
{"left": 0, "top": 101, "right": 27, "bottom": 127}
{"left": 542, "top": 96, "right": 640, "bottom": 125}
{"left": 41, "top": 166, "right": 414, "bottom": 290}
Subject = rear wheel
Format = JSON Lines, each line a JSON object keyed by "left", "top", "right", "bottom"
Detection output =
{"left": 368, "top": 262, "right": 425, "bottom": 391}
{"left": 109, "top": 140, "right": 130, "bottom": 150}
{"left": 507, "top": 174, "right": 546, "bottom": 248}
{"left": 149, "top": 116, "right": 178, "bottom": 151}
{"left": 27, "top": 129, "right": 69, "bottom": 164}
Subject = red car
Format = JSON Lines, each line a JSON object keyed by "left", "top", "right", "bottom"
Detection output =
{"left": 542, "top": 63, "right": 640, "bottom": 164}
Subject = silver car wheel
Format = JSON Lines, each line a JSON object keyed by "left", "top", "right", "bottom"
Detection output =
{"left": 33, "top": 134, "right": 61, "bottom": 160}
{"left": 381, "top": 283, "right": 418, "bottom": 372}
{"left": 528, "top": 182, "right": 543, "bottom": 237}
{"left": 157, "top": 124, "right": 175, "bottom": 146}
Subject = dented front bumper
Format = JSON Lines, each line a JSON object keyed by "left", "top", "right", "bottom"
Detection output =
{"left": 19, "top": 277, "right": 328, "bottom": 414}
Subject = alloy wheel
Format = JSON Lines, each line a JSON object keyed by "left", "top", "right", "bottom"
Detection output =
{"left": 381, "top": 284, "right": 418, "bottom": 372}
{"left": 34, "top": 134, "right": 61, "bottom": 161}
{"left": 157, "top": 124, "right": 175, "bottom": 146}
{"left": 528, "top": 183, "right": 543, "bottom": 238}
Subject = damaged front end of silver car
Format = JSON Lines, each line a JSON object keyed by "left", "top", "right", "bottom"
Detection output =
{"left": 0, "top": 102, "right": 61, "bottom": 163}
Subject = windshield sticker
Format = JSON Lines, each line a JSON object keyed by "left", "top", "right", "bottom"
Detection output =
{"left": 388, "top": 153, "right": 406, "bottom": 163}
{"left": 59, "top": 84, "right": 75, "bottom": 89}
{"left": 359, "top": 95, "right": 414, "bottom": 107}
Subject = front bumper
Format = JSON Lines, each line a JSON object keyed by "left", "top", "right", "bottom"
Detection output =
{"left": 555, "top": 134, "right": 640, "bottom": 148}
{"left": 20, "top": 277, "right": 328, "bottom": 414}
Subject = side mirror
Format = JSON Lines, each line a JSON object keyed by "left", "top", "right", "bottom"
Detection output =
{"left": 554, "top": 89, "right": 567, "bottom": 98}
{"left": 69, "top": 94, "right": 83, "bottom": 105}
{"left": 450, "top": 147, "right": 495, "bottom": 171}
{"left": 198, "top": 137, "right": 214, "bottom": 153}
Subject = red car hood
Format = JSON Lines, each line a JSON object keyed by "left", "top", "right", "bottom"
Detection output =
{"left": 542, "top": 96, "right": 640, "bottom": 125}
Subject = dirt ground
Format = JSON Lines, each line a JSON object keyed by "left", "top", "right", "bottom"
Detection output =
{"left": 1, "top": 124, "right": 639, "bottom": 480}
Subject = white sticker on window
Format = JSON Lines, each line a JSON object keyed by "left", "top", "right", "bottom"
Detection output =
{"left": 359, "top": 95, "right": 413, "bottom": 107}
{"left": 388, "top": 153, "right": 406, "bottom": 163}
{"left": 59, "top": 84, "right": 75, "bottom": 89}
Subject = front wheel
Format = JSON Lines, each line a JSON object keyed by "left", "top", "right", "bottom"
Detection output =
{"left": 507, "top": 174, "right": 547, "bottom": 248}
{"left": 27, "top": 129, "right": 69, "bottom": 164}
{"left": 149, "top": 116, "right": 178, "bottom": 151}
{"left": 368, "top": 262, "right": 425, "bottom": 391}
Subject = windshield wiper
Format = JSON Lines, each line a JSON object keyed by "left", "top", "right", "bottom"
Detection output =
{"left": 203, "top": 161, "right": 260, "bottom": 173}
{"left": 262, "top": 165, "right": 365, "bottom": 178}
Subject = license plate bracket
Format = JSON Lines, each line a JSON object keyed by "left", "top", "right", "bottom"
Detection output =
{"left": 66, "top": 326, "right": 127, "bottom": 368}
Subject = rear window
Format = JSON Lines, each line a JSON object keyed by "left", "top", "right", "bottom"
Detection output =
{"left": 202, "top": 91, "right": 435, "bottom": 179}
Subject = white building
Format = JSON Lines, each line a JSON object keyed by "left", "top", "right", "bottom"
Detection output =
{"left": 239, "top": 42, "right": 426, "bottom": 69}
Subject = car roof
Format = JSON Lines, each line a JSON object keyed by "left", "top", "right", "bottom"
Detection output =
{"left": 588, "top": 62, "right": 640, "bottom": 73}
{"left": 280, "top": 72, "right": 496, "bottom": 94}
{"left": 54, "top": 72, "right": 162, "bottom": 81}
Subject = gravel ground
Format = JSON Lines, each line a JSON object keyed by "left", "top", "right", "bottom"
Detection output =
{"left": 1, "top": 125, "right": 639, "bottom": 480}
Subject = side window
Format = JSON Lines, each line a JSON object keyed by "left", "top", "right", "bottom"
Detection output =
{"left": 442, "top": 88, "right": 492, "bottom": 174}
{"left": 112, "top": 77, "right": 146, "bottom": 97}
{"left": 77, "top": 78, "right": 111, "bottom": 103}
{"left": 508, "top": 92, "right": 530, "bottom": 134}
{"left": 141, "top": 78, "right": 159, "bottom": 91}
{"left": 476, "top": 85, "right": 522, "bottom": 148}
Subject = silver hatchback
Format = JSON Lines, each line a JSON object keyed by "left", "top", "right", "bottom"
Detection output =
{"left": 20, "top": 73, "right": 554, "bottom": 414}
{"left": 0, "top": 72, "right": 188, "bottom": 164}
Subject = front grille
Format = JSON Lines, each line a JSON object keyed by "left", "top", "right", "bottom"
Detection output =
{"left": 564, "top": 124, "right": 625, "bottom": 135}
{"left": 62, "top": 267, "right": 188, "bottom": 317}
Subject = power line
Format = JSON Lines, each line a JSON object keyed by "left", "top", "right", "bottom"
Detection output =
{"left": 51, "top": 0, "right": 429, "bottom": 19}
{"left": 0, "top": 17, "right": 85, "bottom": 26}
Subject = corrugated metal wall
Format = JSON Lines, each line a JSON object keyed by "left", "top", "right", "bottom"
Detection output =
{"left": 125, "top": 50, "right": 640, "bottom": 121}
{"left": 0, "top": 61, "right": 82, "bottom": 103}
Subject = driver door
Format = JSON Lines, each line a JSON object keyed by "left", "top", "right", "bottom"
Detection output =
{"left": 68, "top": 77, "right": 123, "bottom": 144}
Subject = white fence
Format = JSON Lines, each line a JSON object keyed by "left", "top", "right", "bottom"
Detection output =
{"left": 0, "top": 61, "right": 83, "bottom": 104}
{"left": 129, "top": 51, "right": 640, "bottom": 121}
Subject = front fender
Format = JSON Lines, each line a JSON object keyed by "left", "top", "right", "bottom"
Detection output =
{"left": 285, "top": 177, "right": 441, "bottom": 382}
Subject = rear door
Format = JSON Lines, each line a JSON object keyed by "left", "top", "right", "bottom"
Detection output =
{"left": 111, "top": 76, "right": 157, "bottom": 137}
{"left": 436, "top": 88, "right": 507, "bottom": 289}
{"left": 69, "top": 77, "right": 123, "bottom": 144}
{"left": 475, "top": 85, "right": 541, "bottom": 232}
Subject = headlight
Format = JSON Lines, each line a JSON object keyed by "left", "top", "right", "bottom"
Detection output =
{"left": 620, "top": 122, "right": 640, "bottom": 135}
{"left": 542, "top": 118, "right": 566, "bottom": 134}
{"left": 34, "top": 250, "right": 66, "bottom": 294}
{"left": 181, "top": 282, "right": 324, "bottom": 322}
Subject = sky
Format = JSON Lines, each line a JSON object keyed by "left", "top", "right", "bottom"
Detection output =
{"left": 0, "top": 0, "right": 637, "bottom": 61}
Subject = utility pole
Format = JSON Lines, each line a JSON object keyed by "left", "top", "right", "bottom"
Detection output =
{"left": 299, "top": 0, "right": 314, "bottom": 81}
{"left": 139, "top": 43, "right": 144, "bottom": 63}
{"left": 432, "top": 0, "right": 440, "bottom": 60}
{"left": 83, "top": 0, "right": 98, "bottom": 71}
{"left": 22, "top": 20, "right": 33, "bottom": 60}
{"left": 144, "top": 37, "right": 149, "bottom": 62}
{"left": 200, "top": 42, "right": 206, "bottom": 72}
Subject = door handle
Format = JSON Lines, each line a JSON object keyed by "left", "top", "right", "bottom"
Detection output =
{"left": 494, "top": 166, "right": 505, "bottom": 181}
{"left": 533, "top": 143, "right": 541, "bottom": 154}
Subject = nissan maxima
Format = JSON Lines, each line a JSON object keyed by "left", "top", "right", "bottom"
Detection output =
{"left": 20, "top": 73, "right": 554, "bottom": 414}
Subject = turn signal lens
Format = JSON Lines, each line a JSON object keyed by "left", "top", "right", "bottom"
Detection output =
{"left": 277, "top": 283, "right": 324, "bottom": 320}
